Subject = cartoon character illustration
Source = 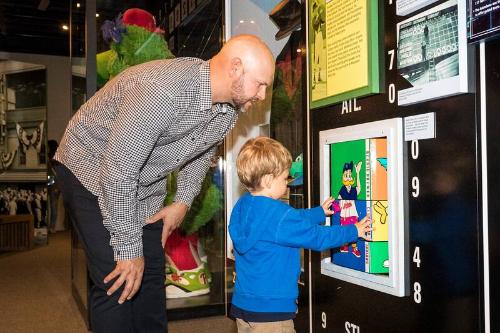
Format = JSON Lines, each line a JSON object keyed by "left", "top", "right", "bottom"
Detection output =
{"left": 338, "top": 160, "right": 363, "bottom": 257}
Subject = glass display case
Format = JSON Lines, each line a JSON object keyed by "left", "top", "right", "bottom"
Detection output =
{"left": 69, "top": 0, "right": 229, "bottom": 324}
{"left": 69, "top": 0, "right": 90, "bottom": 329}
{"left": 0, "top": 60, "right": 49, "bottom": 247}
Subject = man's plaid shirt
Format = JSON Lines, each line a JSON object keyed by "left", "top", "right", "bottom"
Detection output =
{"left": 55, "top": 58, "right": 238, "bottom": 261}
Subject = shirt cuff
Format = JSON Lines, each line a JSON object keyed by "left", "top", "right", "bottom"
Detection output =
{"left": 174, "top": 190, "right": 195, "bottom": 208}
{"left": 112, "top": 239, "right": 143, "bottom": 261}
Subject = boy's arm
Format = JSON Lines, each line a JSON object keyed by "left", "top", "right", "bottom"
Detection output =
{"left": 297, "top": 206, "right": 327, "bottom": 225}
{"left": 274, "top": 208, "right": 358, "bottom": 251}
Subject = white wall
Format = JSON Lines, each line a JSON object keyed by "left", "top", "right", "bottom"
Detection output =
{"left": 0, "top": 52, "right": 72, "bottom": 143}
{"left": 224, "top": 0, "right": 296, "bottom": 257}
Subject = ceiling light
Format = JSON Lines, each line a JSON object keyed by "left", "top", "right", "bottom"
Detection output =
{"left": 62, "top": 24, "right": 69, "bottom": 30}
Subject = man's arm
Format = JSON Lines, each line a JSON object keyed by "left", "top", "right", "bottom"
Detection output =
{"left": 98, "top": 82, "right": 176, "bottom": 261}
{"left": 147, "top": 146, "right": 217, "bottom": 246}
{"left": 175, "top": 146, "right": 217, "bottom": 207}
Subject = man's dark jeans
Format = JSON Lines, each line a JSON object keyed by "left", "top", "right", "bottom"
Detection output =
{"left": 54, "top": 163, "right": 167, "bottom": 333}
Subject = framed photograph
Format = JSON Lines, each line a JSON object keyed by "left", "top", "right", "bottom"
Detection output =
{"left": 168, "top": 35, "right": 175, "bottom": 51}
{"left": 168, "top": 12, "right": 174, "bottom": 34}
{"left": 174, "top": 4, "right": 181, "bottom": 28}
{"left": 189, "top": 0, "right": 196, "bottom": 13}
{"left": 308, "top": 0, "right": 381, "bottom": 109}
{"left": 397, "top": 0, "right": 471, "bottom": 106}
{"left": 319, "top": 118, "right": 408, "bottom": 297}
{"left": 467, "top": 0, "right": 500, "bottom": 43}
{"left": 181, "top": 0, "right": 188, "bottom": 20}
{"left": 396, "top": 0, "right": 439, "bottom": 16}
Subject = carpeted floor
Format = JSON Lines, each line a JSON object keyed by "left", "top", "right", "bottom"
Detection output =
{"left": 0, "top": 230, "right": 236, "bottom": 333}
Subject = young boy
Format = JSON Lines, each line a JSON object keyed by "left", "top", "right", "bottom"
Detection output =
{"left": 229, "top": 137, "right": 371, "bottom": 333}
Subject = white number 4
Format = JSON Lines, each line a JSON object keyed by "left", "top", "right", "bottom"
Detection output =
{"left": 413, "top": 247, "right": 421, "bottom": 268}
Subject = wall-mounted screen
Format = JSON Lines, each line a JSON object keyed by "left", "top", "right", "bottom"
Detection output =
{"left": 467, "top": 0, "right": 500, "bottom": 43}
{"left": 319, "top": 118, "right": 408, "bottom": 297}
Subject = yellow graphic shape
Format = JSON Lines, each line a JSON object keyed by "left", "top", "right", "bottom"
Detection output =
{"left": 370, "top": 200, "right": 388, "bottom": 242}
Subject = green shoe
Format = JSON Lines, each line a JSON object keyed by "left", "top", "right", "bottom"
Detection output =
{"left": 165, "top": 263, "right": 210, "bottom": 298}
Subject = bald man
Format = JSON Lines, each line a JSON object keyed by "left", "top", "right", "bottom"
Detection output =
{"left": 54, "top": 34, "right": 275, "bottom": 333}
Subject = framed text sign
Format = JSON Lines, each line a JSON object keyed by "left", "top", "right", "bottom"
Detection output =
{"left": 308, "top": 0, "right": 381, "bottom": 109}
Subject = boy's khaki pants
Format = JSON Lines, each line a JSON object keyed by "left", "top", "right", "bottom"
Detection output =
{"left": 236, "top": 318, "right": 296, "bottom": 333}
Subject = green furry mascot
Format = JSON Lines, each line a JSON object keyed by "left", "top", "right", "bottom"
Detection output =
{"left": 96, "top": 8, "right": 174, "bottom": 87}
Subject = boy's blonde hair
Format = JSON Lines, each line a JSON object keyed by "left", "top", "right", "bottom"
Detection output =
{"left": 236, "top": 136, "right": 292, "bottom": 191}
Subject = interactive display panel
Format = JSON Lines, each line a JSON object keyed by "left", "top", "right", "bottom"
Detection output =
{"left": 319, "top": 118, "right": 408, "bottom": 297}
{"left": 468, "top": 0, "right": 500, "bottom": 42}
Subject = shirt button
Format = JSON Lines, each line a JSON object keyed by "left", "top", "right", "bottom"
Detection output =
{"left": 176, "top": 158, "right": 180, "bottom": 162}
{"left": 191, "top": 137, "right": 195, "bottom": 141}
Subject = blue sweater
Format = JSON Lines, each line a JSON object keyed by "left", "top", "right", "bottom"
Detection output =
{"left": 229, "top": 193, "right": 358, "bottom": 313}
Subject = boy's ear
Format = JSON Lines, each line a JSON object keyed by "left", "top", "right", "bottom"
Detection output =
{"left": 261, "top": 174, "right": 273, "bottom": 189}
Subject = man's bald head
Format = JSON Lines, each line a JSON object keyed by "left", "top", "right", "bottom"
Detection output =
{"left": 219, "top": 34, "right": 274, "bottom": 72}
{"left": 210, "top": 34, "right": 275, "bottom": 111}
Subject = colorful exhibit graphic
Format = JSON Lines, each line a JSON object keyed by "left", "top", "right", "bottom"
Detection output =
{"left": 397, "top": 0, "right": 470, "bottom": 105}
{"left": 308, "top": 0, "right": 380, "bottom": 108}
{"left": 330, "top": 138, "right": 389, "bottom": 274}
{"left": 319, "top": 118, "right": 406, "bottom": 297}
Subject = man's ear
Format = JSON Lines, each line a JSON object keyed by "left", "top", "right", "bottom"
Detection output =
{"left": 229, "top": 57, "right": 243, "bottom": 78}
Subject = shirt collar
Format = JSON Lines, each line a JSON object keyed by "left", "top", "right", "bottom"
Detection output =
{"left": 201, "top": 60, "right": 239, "bottom": 115}
{"left": 199, "top": 60, "right": 213, "bottom": 112}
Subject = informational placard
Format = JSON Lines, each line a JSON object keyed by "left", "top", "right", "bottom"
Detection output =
{"left": 309, "top": 0, "right": 380, "bottom": 109}
{"left": 397, "top": 0, "right": 470, "bottom": 106}
{"left": 468, "top": 0, "right": 500, "bottom": 42}
{"left": 396, "top": 0, "right": 439, "bottom": 16}
{"left": 404, "top": 112, "right": 436, "bottom": 141}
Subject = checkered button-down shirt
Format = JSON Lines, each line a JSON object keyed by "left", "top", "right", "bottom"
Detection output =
{"left": 55, "top": 58, "right": 238, "bottom": 260}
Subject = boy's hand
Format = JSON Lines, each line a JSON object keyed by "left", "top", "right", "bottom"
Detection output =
{"left": 355, "top": 216, "right": 372, "bottom": 239}
{"left": 321, "top": 197, "right": 335, "bottom": 216}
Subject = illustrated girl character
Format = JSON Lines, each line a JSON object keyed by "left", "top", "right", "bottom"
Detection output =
{"left": 338, "top": 160, "right": 362, "bottom": 257}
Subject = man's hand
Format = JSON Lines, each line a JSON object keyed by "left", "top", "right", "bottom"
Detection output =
{"left": 104, "top": 257, "right": 145, "bottom": 304}
{"left": 147, "top": 201, "right": 188, "bottom": 247}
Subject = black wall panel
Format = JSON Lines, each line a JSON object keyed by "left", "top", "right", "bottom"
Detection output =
{"left": 308, "top": 2, "right": 482, "bottom": 332}
{"left": 485, "top": 38, "right": 500, "bottom": 333}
